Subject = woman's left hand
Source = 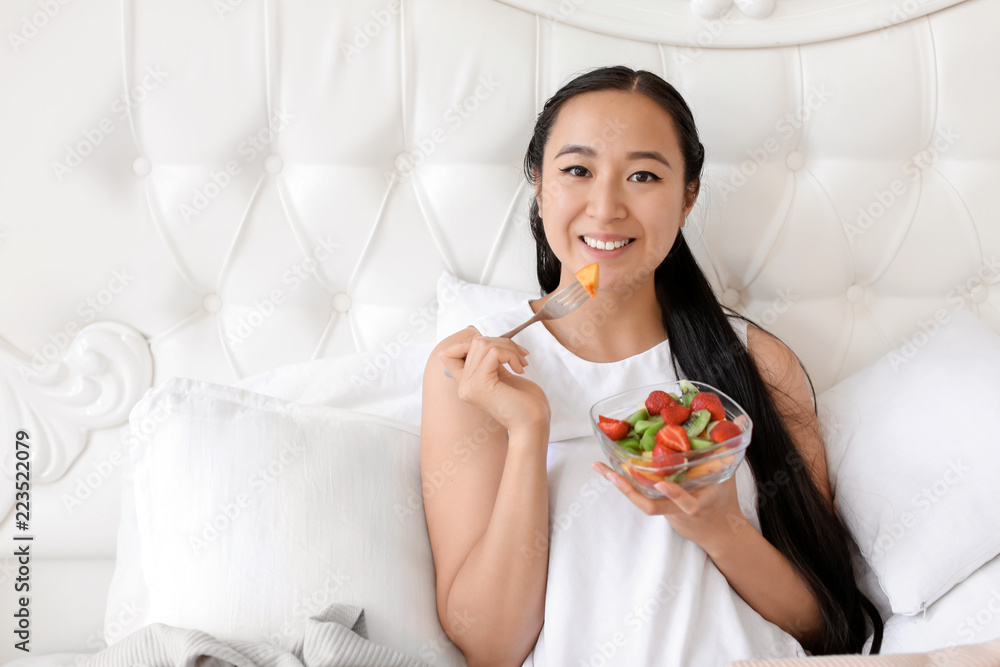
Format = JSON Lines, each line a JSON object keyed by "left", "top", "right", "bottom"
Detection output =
{"left": 591, "top": 462, "right": 749, "bottom": 557}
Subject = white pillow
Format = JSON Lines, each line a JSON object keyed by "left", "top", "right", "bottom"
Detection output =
{"left": 881, "top": 552, "right": 1000, "bottom": 653}
{"left": 435, "top": 271, "right": 534, "bottom": 341}
{"left": 106, "top": 377, "right": 464, "bottom": 666}
{"left": 818, "top": 309, "right": 1000, "bottom": 615}
{"left": 105, "top": 344, "right": 435, "bottom": 647}
{"left": 230, "top": 341, "right": 434, "bottom": 424}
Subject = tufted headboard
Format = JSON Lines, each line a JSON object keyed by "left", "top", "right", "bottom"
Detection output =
{"left": 1, "top": 0, "right": 998, "bottom": 658}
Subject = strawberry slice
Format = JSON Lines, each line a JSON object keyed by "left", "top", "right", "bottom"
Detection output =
{"left": 690, "top": 392, "right": 726, "bottom": 422}
{"left": 644, "top": 390, "right": 676, "bottom": 417}
{"left": 598, "top": 415, "right": 630, "bottom": 440}
{"left": 659, "top": 402, "right": 691, "bottom": 426}
{"left": 652, "top": 442, "right": 685, "bottom": 469}
{"left": 709, "top": 420, "right": 742, "bottom": 443}
{"left": 654, "top": 423, "right": 690, "bottom": 453}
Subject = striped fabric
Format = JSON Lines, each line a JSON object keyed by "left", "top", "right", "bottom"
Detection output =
{"left": 728, "top": 639, "right": 1000, "bottom": 667}
{"left": 85, "top": 604, "right": 431, "bottom": 667}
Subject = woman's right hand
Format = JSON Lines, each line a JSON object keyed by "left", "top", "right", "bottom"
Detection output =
{"left": 439, "top": 334, "right": 551, "bottom": 434}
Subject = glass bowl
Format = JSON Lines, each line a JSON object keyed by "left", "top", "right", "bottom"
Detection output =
{"left": 590, "top": 380, "right": 753, "bottom": 498}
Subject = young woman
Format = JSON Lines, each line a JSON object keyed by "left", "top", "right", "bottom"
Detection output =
{"left": 420, "top": 66, "right": 882, "bottom": 666}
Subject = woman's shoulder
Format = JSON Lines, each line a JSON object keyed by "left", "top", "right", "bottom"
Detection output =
{"left": 722, "top": 310, "right": 797, "bottom": 364}
{"left": 726, "top": 313, "right": 814, "bottom": 407}
{"left": 740, "top": 320, "right": 801, "bottom": 387}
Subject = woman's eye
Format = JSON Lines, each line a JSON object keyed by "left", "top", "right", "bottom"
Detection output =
{"left": 629, "top": 171, "right": 662, "bottom": 183}
{"left": 560, "top": 166, "right": 590, "bottom": 177}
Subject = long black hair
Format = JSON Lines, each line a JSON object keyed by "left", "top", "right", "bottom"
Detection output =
{"left": 523, "top": 66, "right": 883, "bottom": 656}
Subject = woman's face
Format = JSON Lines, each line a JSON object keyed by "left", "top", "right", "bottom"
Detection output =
{"left": 536, "top": 89, "right": 696, "bottom": 291}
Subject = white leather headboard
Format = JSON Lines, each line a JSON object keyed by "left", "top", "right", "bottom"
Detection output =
{"left": 1, "top": 0, "right": 997, "bottom": 658}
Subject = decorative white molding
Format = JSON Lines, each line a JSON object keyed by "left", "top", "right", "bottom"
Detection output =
{"left": 693, "top": 0, "right": 774, "bottom": 21}
{"left": 498, "top": 0, "right": 968, "bottom": 47}
{"left": 0, "top": 322, "right": 153, "bottom": 520}
{"left": 731, "top": 0, "right": 776, "bottom": 21}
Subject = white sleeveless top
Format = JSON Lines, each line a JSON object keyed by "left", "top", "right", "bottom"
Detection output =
{"left": 472, "top": 300, "right": 806, "bottom": 667}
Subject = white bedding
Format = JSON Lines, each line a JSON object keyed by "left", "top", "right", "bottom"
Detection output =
{"left": 881, "top": 552, "right": 1000, "bottom": 654}
{"left": 102, "top": 340, "right": 462, "bottom": 665}
{"left": 5, "top": 655, "right": 89, "bottom": 667}
{"left": 4, "top": 344, "right": 439, "bottom": 667}
{"left": 231, "top": 341, "right": 434, "bottom": 424}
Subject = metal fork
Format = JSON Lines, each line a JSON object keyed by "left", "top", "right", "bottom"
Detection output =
{"left": 443, "top": 280, "right": 591, "bottom": 376}
{"left": 499, "top": 280, "right": 590, "bottom": 338}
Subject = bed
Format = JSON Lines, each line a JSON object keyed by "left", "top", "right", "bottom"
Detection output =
{"left": 1, "top": 0, "right": 999, "bottom": 664}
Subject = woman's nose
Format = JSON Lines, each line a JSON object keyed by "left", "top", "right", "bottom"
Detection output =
{"left": 586, "top": 174, "right": 627, "bottom": 223}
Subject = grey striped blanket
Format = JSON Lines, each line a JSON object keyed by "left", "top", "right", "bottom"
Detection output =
{"left": 84, "top": 604, "right": 433, "bottom": 667}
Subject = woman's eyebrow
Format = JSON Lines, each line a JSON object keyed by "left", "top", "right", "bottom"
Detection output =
{"left": 554, "top": 144, "right": 596, "bottom": 158}
{"left": 627, "top": 151, "right": 672, "bottom": 169}
{"left": 553, "top": 145, "right": 672, "bottom": 170}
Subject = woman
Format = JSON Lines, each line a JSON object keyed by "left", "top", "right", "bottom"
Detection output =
{"left": 420, "top": 66, "right": 881, "bottom": 666}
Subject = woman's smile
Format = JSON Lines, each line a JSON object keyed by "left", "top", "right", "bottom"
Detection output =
{"left": 579, "top": 234, "right": 635, "bottom": 258}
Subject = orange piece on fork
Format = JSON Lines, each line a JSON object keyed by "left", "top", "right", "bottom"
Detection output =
{"left": 575, "top": 262, "right": 599, "bottom": 298}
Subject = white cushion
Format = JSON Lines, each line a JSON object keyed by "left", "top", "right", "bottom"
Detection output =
{"left": 106, "top": 376, "right": 464, "bottom": 666}
{"left": 819, "top": 309, "right": 1000, "bottom": 615}
{"left": 881, "top": 552, "right": 1000, "bottom": 653}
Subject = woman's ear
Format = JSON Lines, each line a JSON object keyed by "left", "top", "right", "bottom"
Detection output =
{"left": 682, "top": 179, "right": 700, "bottom": 219}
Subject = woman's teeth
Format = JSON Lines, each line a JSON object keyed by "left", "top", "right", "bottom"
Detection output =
{"left": 582, "top": 236, "right": 633, "bottom": 251}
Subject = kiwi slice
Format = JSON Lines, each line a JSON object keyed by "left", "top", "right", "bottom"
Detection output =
{"left": 682, "top": 409, "right": 711, "bottom": 439}
{"left": 639, "top": 428, "right": 657, "bottom": 451}
{"left": 634, "top": 415, "right": 665, "bottom": 434}
{"left": 667, "top": 392, "right": 682, "bottom": 404}
{"left": 667, "top": 469, "right": 687, "bottom": 483}
{"left": 678, "top": 380, "right": 698, "bottom": 407}
{"left": 624, "top": 408, "right": 649, "bottom": 426}
{"left": 690, "top": 437, "right": 714, "bottom": 450}
{"left": 617, "top": 437, "right": 642, "bottom": 454}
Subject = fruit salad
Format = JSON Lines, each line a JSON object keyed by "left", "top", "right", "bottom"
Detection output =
{"left": 592, "top": 381, "right": 752, "bottom": 496}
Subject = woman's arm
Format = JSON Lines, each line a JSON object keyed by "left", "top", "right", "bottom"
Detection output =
{"left": 703, "top": 511, "right": 824, "bottom": 648}
{"left": 421, "top": 328, "right": 551, "bottom": 666}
